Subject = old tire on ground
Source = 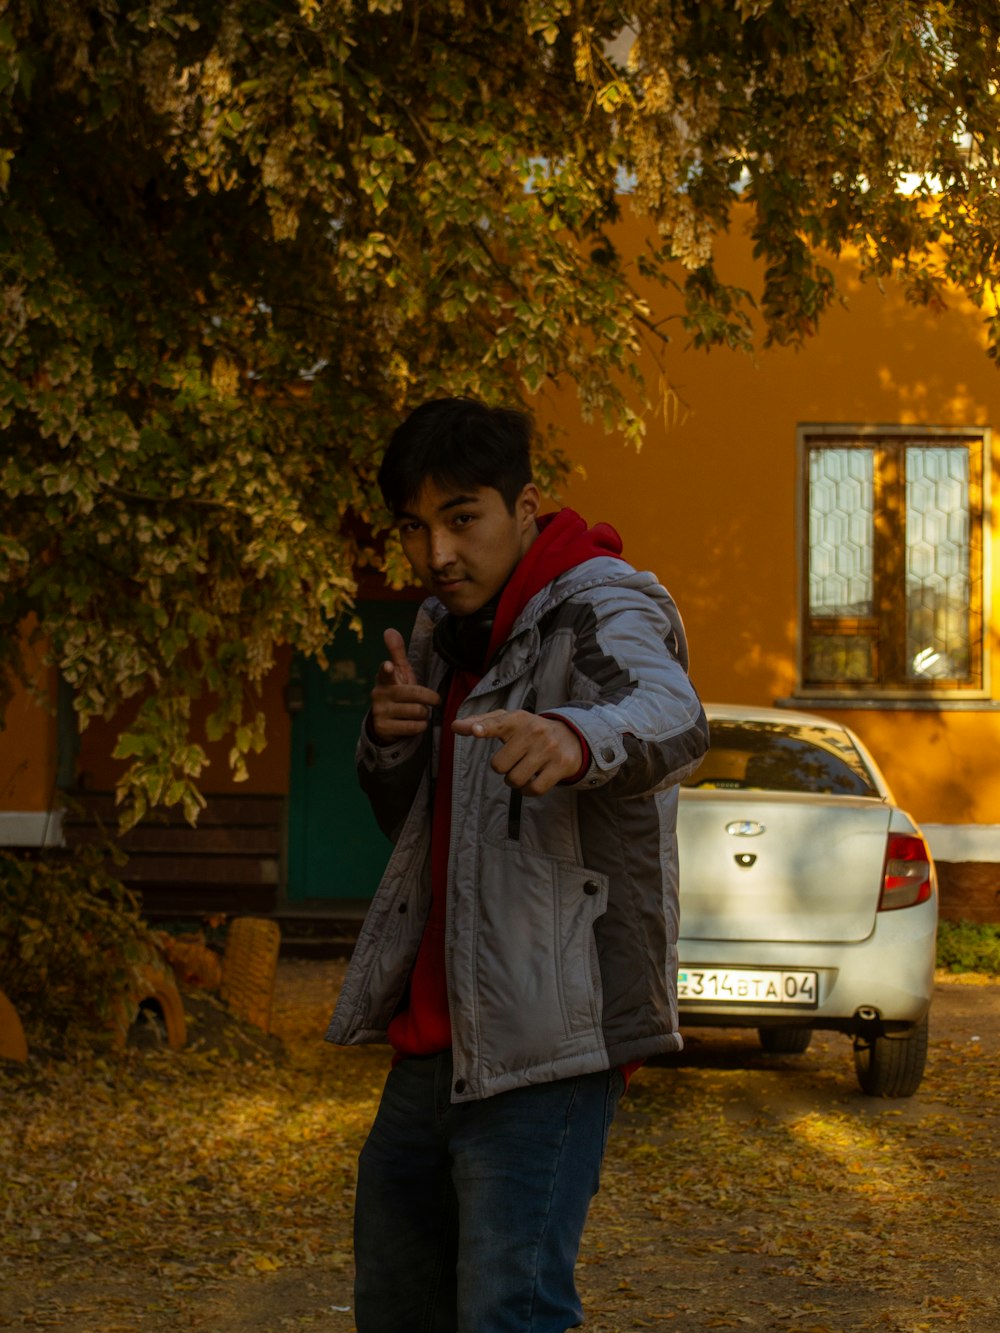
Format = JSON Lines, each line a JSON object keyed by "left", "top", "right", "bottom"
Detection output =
{"left": 853, "top": 1013, "right": 929, "bottom": 1097}
{"left": 111, "top": 964, "right": 187, "bottom": 1051}
{"left": 758, "top": 1025, "right": 813, "bottom": 1054}
{"left": 0, "top": 989, "right": 28, "bottom": 1062}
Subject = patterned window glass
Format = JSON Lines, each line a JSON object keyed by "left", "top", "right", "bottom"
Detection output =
{"left": 808, "top": 448, "right": 874, "bottom": 617}
{"left": 905, "top": 447, "right": 970, "bottom": 680}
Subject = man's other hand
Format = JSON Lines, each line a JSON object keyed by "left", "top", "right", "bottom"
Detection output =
{"left": 371, "top": 628, "right": 441, "bottom": 742}
{"left": 451, "top": 710, "right": 584, "bottom": 796}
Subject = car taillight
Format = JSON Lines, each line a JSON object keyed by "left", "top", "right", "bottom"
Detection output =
{"left": 879, "top": 833, "right": 933, "bottom": 911}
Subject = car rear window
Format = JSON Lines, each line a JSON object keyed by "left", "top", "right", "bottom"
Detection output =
{"left": 682, "top": 721, "right": 880, "bottom": 796}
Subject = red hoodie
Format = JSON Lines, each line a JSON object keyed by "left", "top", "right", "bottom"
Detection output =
{"left": 386, "top": 509, "right": 624, "bottom": 1058}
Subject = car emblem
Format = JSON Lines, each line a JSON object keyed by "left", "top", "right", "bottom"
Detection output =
{"left": 725, "top": 820, "right": 765, "bottom": 837}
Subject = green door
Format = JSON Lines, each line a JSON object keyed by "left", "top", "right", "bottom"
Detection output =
{"left": 287, "top": 600, "right": 419, "bottom": 903}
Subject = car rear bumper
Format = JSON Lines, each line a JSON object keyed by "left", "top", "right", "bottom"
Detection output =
{"left": 676, "top": 898, "right": 937, "bottom": 1034}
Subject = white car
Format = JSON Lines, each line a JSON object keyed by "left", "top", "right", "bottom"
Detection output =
{"left": 676, "top": 704, "right": 937, "bottom": 1097}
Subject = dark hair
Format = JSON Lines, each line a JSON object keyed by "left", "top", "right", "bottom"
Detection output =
{"left": 378, "top": 397, "right": 534, "bottom": 515}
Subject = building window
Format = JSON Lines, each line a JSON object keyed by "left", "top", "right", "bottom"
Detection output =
{"left": 800, "top": 426, "right": 989, "bottom": 696}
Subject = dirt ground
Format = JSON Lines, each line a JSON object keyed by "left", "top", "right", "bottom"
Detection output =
{"left": 2, "top": 962, "right": 999, "bottom": 1333}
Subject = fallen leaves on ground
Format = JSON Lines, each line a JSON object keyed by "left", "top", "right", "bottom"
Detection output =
{"left": 1, "top": 960, "right": 372, "bottom": 1327}
{"left": 580, "top": 1009, "right": 1000, "bottom": 1332}
{"left": 2, "top": 963, "right": 999, "bottom": 1332}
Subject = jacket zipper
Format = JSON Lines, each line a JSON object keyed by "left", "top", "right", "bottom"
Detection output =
{"left": 507, "top": 687, "right": 537, "bottom": 841}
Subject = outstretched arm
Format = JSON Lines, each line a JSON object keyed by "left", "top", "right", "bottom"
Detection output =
{"left": 454, "top": 585, "right": 708, "bottom": 800}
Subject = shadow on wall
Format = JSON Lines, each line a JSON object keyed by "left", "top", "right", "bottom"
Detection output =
{"left": 832, "top": 261, "right": 998, "bottom": 427}
{"left": 848, "top": 709, "right": 964, "bottom": 811}
{"left": 667, "top": 513, "right": 800, "bottom": 706}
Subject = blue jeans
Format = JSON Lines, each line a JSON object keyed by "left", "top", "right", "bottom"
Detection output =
{"left": 353, "top": 1052, "right": 624, "bottom": 1333}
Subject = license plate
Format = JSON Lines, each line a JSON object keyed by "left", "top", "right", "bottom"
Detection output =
{"left": 678, "top": 967, "right": 819, "bottom": 1008}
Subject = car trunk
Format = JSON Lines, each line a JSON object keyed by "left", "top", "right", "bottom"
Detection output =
{"left": 676, "top": 790, "right": 893, "bottom": 943}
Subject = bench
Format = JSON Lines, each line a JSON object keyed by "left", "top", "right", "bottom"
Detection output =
{"left": 62, "top": 793, "right": 284, "bottom": 918}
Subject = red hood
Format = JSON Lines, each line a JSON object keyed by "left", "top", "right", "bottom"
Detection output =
{"left": 486, "top": 509, "right": 624, "bottom": 662}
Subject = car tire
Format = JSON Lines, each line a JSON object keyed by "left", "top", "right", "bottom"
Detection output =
{"left": 853, "top": 1014, "right": 929, "bottom": 1097}
{"left": 758, "top": 1026, "right": 813, "bottom": 1054}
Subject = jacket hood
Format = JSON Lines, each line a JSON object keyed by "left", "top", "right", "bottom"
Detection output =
{"left": 523, "top": 560, "right": 691, "bottom": 674}
{"left": 486, "top": 509, "right": 624, "bottom": 663}
{"left": 421, "top": 522, "right": 690, "bottom": 677}
{"left": 424, "top": 558, "right": 689, "bottom": 673}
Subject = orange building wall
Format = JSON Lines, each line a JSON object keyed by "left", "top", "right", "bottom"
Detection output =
{"left": 549, "top": 207, "right": 1000, "bottom": 827}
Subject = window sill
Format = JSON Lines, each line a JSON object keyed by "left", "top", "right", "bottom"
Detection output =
{"left": 778, "top": 694, "right": 1000, "bottom": 712}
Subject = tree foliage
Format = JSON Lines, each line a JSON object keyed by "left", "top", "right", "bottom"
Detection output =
{"left": 1, "top": 0, "right": 999, "bottom": 824}
{"left": 624, "top": 1, "right": 1000, "bottom": 347}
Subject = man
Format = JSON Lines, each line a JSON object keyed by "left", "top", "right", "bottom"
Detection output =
{"left": 326, "top": 396, "right": 709, "bottom": 1332}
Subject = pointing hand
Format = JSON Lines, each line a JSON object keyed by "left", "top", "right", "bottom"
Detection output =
{"left": 451, "top": 710, "right": 584, "bottom": 796}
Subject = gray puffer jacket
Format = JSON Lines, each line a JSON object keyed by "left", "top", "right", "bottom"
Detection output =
{"left": 325, "top": 556, "right": 709, "bottom": 1102}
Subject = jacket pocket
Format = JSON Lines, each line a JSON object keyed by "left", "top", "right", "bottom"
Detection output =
{"left": 474, "top": 843, "right": 609, "bottom": 1059}
{"left": 554, "top": 860, "right": 610, "bottom": 1038}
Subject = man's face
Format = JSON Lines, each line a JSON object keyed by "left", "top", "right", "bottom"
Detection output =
{"left": 396, "top": 478, "right": 540, "bottom": 616}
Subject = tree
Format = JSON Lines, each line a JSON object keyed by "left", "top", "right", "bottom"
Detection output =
{"left": 621, "top": 1, "right": 1000, "bottom": 348}
{"left": 1, "top": 1, "right": 998, "bottom": 826}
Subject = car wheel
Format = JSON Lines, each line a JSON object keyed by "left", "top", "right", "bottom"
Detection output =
{"left": 758, "top": 1026, "right": 812, "bottom": 1054}
{"left": 853, "top": 1014, "right": 929, "bottom": 1097}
